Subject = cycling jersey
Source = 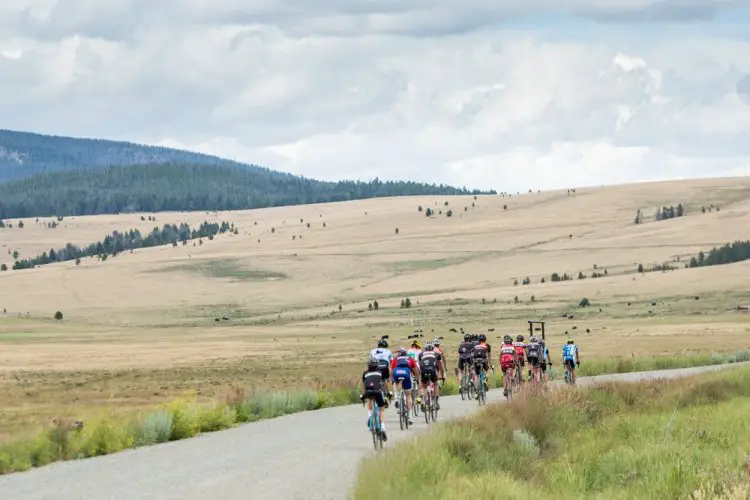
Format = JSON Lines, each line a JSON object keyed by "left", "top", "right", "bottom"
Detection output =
{"left": 369, "top": 347, "right": 393, "bottom": 368}
{"left": 407, "top": 348, "right": 421, "bottom": 361}
{"left": 526, "top": 340, "right": 540, "bottom": 359}
{"left": 499, "top": 343, "right": 515, "bottom": 364}
{"left": 392, "top": 354, "right": 416, "bottom": 369}
{"left": 563, "top": 344, "right": 578, "bottom": 361}
{"left": 418, "top": 351, "right": 440, "bottom": 372}
{"left": 362, "top": 369, "right": 383, "bottom": 392}
{"left": 458, "top": 341, "right": 475, "bottom": 359}
{"left": 472, "top": 342, "right": 490, "bottom": 359}
{"left": 513, "top": 341, "right": 526, "bottom": 358}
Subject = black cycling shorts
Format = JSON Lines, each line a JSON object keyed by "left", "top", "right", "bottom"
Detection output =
{"left": 364, "top": 389, "right": 387, "bottom": 408}
{"left": 527, "top": 356, "right": 540, "bottom": 367}
{"left": 458, "top": 356, "right": 472, "bottom": 371}
{"left": 473, "top": 359, "right": 489, "bottom": 375}
{"left": 378, "top": 365, "right": 390, "bottom": 380}
{"left": 421, "top": 369, "right": 438, "bottom": 383}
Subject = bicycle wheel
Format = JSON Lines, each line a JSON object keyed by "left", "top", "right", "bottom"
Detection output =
{"left": 431, "top": 385, "right": 438, "bottom": 422}
{"left": 398, "top": 391, "right": 405, "bottom": 430}
{"left": 424, "top": 389, "right": 431, "bottom": 425}
{"left": 371, "top": 402, "right": 380, "bottom": 450}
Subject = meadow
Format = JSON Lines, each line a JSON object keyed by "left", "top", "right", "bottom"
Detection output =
{"left": 1, "top": 176, "right": 749, "bottom": 447}
{"left": 353, "top": 364, "right": 750, "bottom": 499}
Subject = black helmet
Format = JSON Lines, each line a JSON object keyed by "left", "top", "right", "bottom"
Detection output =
{"left": 463, "top": 333, "right": 471, "bottom": 341}
{"left": 478, "top": 334, "right": 486, "bottom": 342}
{"left": 367, "top": 357, "right": 379, "bottom": 370}
{"left": 503, "top": 335, "right": 513, "bottom": 344}
{"left": 377, "top": 338, "right": 388, "bottom": 348}
{"left": 516, "top": 335, "right": 524, "bottom": 342}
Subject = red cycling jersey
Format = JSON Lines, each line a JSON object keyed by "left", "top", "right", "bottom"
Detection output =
{"left": 513, "top": 341, "right": 526, "bottom": 358}
{"left": 391, "top": 356, "right": 417, "bottom": 370}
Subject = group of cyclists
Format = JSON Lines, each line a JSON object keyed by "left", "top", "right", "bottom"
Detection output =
{"left": 361, "top": 330, "right": 581, "bottom": 441}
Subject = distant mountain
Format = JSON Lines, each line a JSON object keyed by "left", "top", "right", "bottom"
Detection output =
{"left": 0, "top": 129, "right": 289, "bottom": 183}
{"left": 0, "top": 130, "right": 495, "bottom": 218}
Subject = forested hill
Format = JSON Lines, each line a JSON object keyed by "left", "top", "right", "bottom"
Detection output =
{"left": 0, "top": 129, "right": 288, "bottom": 183}
{"left": 0, "top": 163, "right": 493, "bottom": 218}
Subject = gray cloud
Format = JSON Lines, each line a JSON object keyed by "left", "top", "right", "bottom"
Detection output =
{"left": 1, "top": 1, "right": 750, "bottom": 190}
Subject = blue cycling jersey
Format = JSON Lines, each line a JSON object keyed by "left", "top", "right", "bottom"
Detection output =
{"left": 563, "top": 344, "right": 578, "bottom": 360}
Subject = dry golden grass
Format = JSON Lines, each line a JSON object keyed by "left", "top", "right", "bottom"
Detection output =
{"left": 1, "top": 176, "right": 749, "bottom": 440}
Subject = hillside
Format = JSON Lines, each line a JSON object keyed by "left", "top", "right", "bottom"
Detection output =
{"left": 0, "top": 129, "right": 494, "bottom": 217}
{"left": 0, "top": 129, "right": 285, "bottom": 183}
{"left": 0, "top": 163, "right": 489, "bottom": 218}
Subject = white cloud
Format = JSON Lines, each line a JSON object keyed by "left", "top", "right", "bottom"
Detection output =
{"left": 1, "top": 0, "right": 750, "bottom": 191}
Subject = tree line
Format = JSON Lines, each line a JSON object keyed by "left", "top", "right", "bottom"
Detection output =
{"left": 0, "top": 163, "right": 496, "bottom": 219}
{"left": 10, "top": 221, "right": 232, "bottom": 270}
{"left": 688, "top": 240, "right": 750, "bottom": 268}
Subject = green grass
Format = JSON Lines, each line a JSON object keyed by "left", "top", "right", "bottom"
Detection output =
{"left": 353, "top": 365, "right": 750, "bottom": 500}
{"left": 0, "top": 380, "right": 360, "bottom": 475}
{"left": 154, "top": 259, "right": 287, "bottom": 281}
{"left": 2, "top": 352, "right": 747, "bottom": 476}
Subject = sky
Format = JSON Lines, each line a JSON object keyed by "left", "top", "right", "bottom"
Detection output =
{"left": 1, "top": 0, "right": 750, "bottom": 191}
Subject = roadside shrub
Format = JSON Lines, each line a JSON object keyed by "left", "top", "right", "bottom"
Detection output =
{"left": 198, "top": 405, "right": 237, "bottom": 432}
{"left": 54, "top": 311, "right": 63, "bottom": 320}
{"left": 135, "top": 410, "right": 173, "bottom": 446}
{"left": 167, "top": 399, "right": 201, "bottom": 440}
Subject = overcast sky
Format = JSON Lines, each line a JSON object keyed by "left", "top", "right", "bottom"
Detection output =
{"left": 2, "top": 1, "right": 750, "bottom": 191}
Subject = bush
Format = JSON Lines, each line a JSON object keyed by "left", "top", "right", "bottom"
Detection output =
{"left": 54, "top": 311, "right": 63, "bottom": 320}
{"left": 0, "top": 264, "right": 6, "bottom": 271}
{"left": 167, "top": 399, "right": 201, "bottom": 440}
{"left": 578, "top": 298, "right": 590, "bottom": 307}
{"left": 135, "top": 410, "right": 173, "bottom": 446}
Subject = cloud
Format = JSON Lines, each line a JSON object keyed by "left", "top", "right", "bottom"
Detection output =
{"left": 1, "top": 0, "right": 750, "bottom": 191}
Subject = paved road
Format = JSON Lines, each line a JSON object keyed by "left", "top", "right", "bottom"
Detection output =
{"left": 0, "top": 363, "right": 744, "bottom": 500}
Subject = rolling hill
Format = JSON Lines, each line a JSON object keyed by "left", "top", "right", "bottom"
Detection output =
{"left": 0, "top": 129, "right": 494, "bottom": 218}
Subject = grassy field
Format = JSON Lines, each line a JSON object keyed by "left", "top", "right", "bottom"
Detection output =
{"left": 1, "top": 177, "right": 749, "bottom": 442}
{"left": 353, "top": 365, "right": 750, "bottom": 500}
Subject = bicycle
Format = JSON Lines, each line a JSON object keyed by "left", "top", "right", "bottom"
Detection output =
{"left": 459, "top": 363, "right": 475, "bottom": 401}
{"left": 410, "top": 374, "right": 421, "bottom": 418}
{"left": 512, "top": 358, "right": 523, "bottom": 393}
{"left": 564, "top": 361, "right": 577, "bottom": 385}
{"left": 423, "top": 378, "right": 438, "bottom": 423}
{"left": 367, "top": 397, "right": 384, "bottom": 450}
{"left": 395, "top": 386, "right": 411, "bottom": 430}
{"left": 476, "top": 363, "right": 489, "bottom": 406}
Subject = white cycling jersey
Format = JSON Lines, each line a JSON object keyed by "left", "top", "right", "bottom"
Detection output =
{"left": 369, "top": 347, "right": 393, "bottom": 366}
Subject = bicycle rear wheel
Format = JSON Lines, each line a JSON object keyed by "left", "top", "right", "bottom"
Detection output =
{"left": 398, "top": 391, "right": 405, "bottom": 430}
{"left": 424, "top": 389, "right": 431, "bottom": 425}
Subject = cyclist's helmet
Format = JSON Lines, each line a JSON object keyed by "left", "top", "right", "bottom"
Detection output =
{"left": 412, "top": 340, "right": 422, "bottom": 349}
{"left": 433, "top": 338, "right": 441, "bottom": 346}
{"left": 424, "top": 343, "right": 434, "bottom": 351}
{"left": 377, "top": 338, "right": 388, "bottom": 348}
{"left": 567, "top": 338, "right": 575, "bottom": 344}
{"left": 478, "top": 334, "right": 486, "bottom": 342}
{"left": 529, "top": 336, "right": 537, "bottom": 343}
{"left": 397, "top": 347, "right": 407, "bottom": 355}
{"left": 503, "top": 335, "right": 513, "bottom": 344}
{"left": 516, "top": 335, "right": 524, "bottom": 342}
{"left": 367, "top": 357, "right": 379, "bottom": 370}
{"left": 463, "top": 333, "right": 471, "bottom": 341}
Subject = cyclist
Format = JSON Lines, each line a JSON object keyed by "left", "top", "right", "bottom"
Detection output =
{"left": 407, "top": 340, "right": 423, "bottom": 406}
{"left": 390, "top": 347, "right": 418, "bottom": 424}
{"left": 540, "top": 338, "right": 551, "bottom": 382}
{"left": 499, "top": 335, "right": 517, "bottom": 397}
{"left": 513, "top": 335, "right": 527, "bottom": 382}
{"left": 362, "top": 357, "right": 388, "bottom": 441}
{"left": 369, "top": 338, "right": 394, "bottom": 395}
{"left": 472, "top": 333, "right": 492, "bottom": 398}
{"left": 457, "top": 333, "right": 475, "bottom": 390}
{"left": 526, "top": 336, "right": 542, "bottom": 383}
{"left": 418, "top": 343, "right": 444, "bottom": 411}
{"left": 432, "top": 338, "right": 447, "bottom": 382}
{"left": 563, "top": 338, "right": 580, "bottom": 383}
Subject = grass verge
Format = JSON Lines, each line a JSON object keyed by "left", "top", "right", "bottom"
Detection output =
{"left": 1, "top": 350, "right": 747, "bottom": 476}
{"left": 353, "top": 365, "right": 750, "bottom": 500}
